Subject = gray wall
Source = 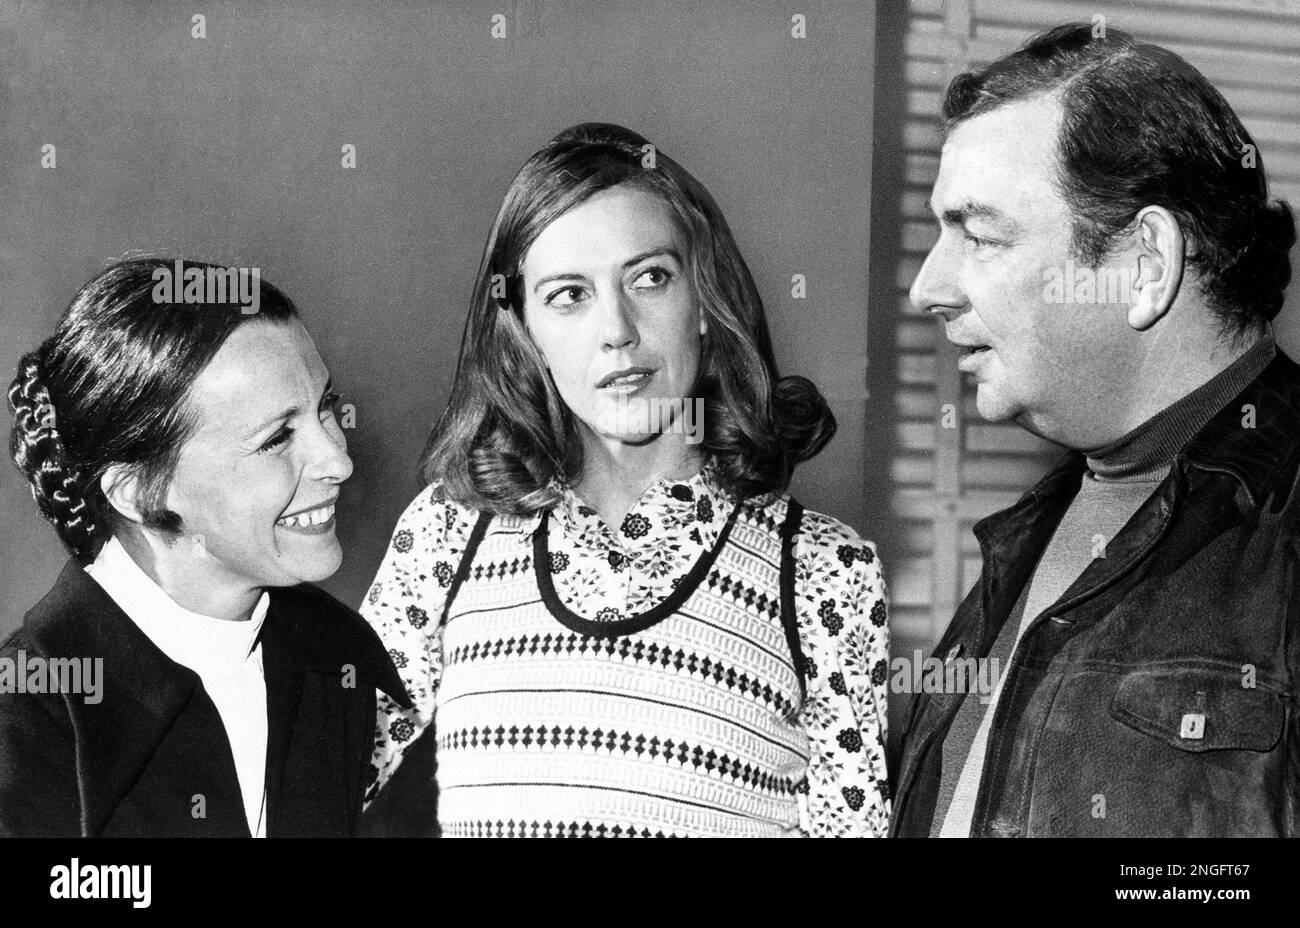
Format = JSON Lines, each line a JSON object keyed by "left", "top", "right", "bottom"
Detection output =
{"left": 0, "top": 1, "right": 877, "bottom": 634}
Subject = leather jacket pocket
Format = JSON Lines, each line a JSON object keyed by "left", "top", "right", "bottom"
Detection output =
{"left": 1109, "top": 664, "right": 1284, "bottom": 753}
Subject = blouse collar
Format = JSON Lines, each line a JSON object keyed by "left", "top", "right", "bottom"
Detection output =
{"left": 550, "top": 461, "right": 735, "bottom": 554}
{"left": 84, "top": 536, "right": 269, "bottom": 671}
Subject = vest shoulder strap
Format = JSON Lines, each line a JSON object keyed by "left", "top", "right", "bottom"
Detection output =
{"left": 439, "top": 508, "right": 493, "bottom": 626}
{"left": 778, "top": 498, "right": 807, "bottom": 708}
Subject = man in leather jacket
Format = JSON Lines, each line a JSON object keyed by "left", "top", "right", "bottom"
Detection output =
{"left": 892, "top": 22, "right": 1299, "bottom": 837}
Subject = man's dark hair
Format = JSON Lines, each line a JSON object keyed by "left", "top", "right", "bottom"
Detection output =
{"left": 943, "top": 22, "right": 1295, "bottom": 335}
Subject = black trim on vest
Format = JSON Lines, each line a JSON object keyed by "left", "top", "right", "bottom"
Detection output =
{"left": 532, "top": 499, "right": 745, "bottom": 639}
{"left": 440, "top": 510, "right": 493, "bottom": 626}
{"left": 778, "top": 499, "right": 807, "bottom": 710}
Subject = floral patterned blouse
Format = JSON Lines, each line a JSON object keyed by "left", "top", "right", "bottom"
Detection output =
{"left": 362, "top": 464, "right": 891, "bottom": 836}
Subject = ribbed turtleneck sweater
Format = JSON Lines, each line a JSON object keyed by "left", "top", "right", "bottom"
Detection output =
{"left": 932, "top": 333, "right": 1276, "bottom": 837}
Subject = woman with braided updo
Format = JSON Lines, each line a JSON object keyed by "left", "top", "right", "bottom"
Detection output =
{"left": 1, "top": 258, "right": 407, "bottom": 837}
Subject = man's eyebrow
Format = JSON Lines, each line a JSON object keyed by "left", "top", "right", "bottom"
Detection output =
{"left": 531, "top": 247, "right": 681, "bottom": 294}
{"left": 246, "top": 376, "right": 332, "bottom": 437}
{"left": 931, "top": 198, "right": 1024, "bottom": 234}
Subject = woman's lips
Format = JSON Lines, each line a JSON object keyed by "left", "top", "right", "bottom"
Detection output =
{"left": 598, "top": 370, "right": 654, "bottom": 394}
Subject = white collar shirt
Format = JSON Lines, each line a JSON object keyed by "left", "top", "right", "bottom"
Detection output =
{"left": 84, "top": 536, "right": 269, "bottom": 837}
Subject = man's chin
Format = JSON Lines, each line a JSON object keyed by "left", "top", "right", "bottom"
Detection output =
{"left": 973, "top": 387, "right": 1020, "bottom": 424}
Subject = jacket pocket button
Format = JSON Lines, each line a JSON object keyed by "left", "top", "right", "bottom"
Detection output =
{"left": 1179, "top": 712, "right": 1206, "bottom": 740}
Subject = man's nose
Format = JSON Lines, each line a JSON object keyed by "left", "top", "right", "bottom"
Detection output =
{"left": 909, "top": 235, "right": 966, "bottom": 321}
{"left": 599, "top": 289, "right": 639, "bottom": 351}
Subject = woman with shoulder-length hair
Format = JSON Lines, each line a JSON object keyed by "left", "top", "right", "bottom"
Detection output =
{"left": 1, "top": 258, "right": 408, "bottom": 837}
{"left": 364, "top": 123, "right": 890, "bottom": 837}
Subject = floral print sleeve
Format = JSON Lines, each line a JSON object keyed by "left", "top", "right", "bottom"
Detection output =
{"left": 793, "top": 509, "right": 891, "bottom": 837}
{"left": 359, "top": 484, "right": 475, "bottom": 806}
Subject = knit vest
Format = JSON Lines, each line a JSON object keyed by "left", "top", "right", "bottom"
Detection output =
{"left": 433, "top": 496, "right": 809, "bottom": 837}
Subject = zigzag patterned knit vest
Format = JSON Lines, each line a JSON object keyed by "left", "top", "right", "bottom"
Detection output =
{"left": 434, "top": 496, "right": 808, "bottom": 837}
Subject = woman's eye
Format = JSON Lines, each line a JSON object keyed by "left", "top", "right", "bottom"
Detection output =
{"left": 545, "top": 285, "right": 587, "bottom": 308}
{"left": 258, "top": 428, "right": 293, "bottom": 453}
{"left": 963, "top": 232, "right": 995, "bottom": 250}
{"left": 632, "top": 266, "right": 673, "bottom": 289}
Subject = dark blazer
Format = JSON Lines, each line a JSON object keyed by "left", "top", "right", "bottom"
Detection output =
{"left": 0, "top": 558, "right": 409, "bottom": 837}
{"left": 891, "top": 350, "right": 1300, "bottom": 837}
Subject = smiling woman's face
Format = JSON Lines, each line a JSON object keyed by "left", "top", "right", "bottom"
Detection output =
{"left": 161, "top": 318, "right": 353, "bottom": 589}
{"left": 520, "top": 184, "right": 705, "bottom": 451}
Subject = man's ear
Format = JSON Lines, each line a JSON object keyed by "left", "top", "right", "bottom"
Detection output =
{"left": 1128, "top": 205, "right": 1185, "bottom": 331}
{"left": 100, "top": 463, "right": 147, "bottom": 525}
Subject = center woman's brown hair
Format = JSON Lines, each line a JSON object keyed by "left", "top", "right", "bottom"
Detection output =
{"left": 422, "top": 122, "right": 835, "bottom": 514}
